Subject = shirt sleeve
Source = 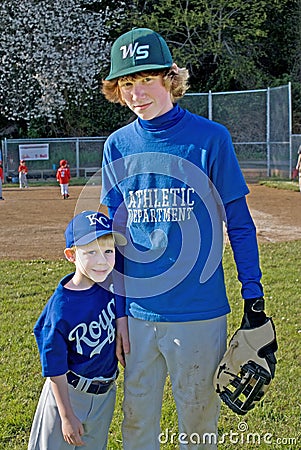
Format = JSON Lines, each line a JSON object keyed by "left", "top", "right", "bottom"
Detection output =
{"left": 34, "top": 321, "right": 69, "bottom": 377}
{"left": 210, "top": 128, "right": 249, "bottom": 204}
{"left": 100, "top": 140, "right": 125, "bottom": 208}
{"left": 225, "top": 196, "right": 264, "bottom": 300}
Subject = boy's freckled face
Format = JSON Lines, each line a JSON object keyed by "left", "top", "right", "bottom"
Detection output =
{"left": 118, "top": 75, "right": 173, "bottom": 120}
{"left": 75, "top": 238, "right": 115, "bottom": 284}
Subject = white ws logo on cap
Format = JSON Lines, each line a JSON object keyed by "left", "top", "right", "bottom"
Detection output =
{"left": 86, "top": 213, "right": 110, "bottom": 229}
{"left": 120, "top": 42, "right": 150, "bottom": 60}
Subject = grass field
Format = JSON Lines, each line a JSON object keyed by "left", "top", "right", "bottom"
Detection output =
{"left": 1, "top": 240, "right": 300, "bottom": 449}
{"left": 3, "top": 176, "right": 299, "bottom": 191}
{"left": 259, "top": 179, "right": 300, "bottom": 192}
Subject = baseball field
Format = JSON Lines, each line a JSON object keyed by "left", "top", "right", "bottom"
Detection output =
{"left": 1, "top": 183, "right": 300, "bottom": 449}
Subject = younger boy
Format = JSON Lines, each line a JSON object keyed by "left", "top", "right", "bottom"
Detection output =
{"left": 56, "top": 159, "right": 71, "bottom": 199}
{"left": 28, "top": 210, "right": 126, "bottom": 450}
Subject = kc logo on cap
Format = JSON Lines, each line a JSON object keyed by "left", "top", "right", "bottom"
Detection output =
{"left": 85, "top": 212, "right": 111, "bottom": 228}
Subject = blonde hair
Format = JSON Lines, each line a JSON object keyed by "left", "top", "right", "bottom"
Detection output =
{"left": 102, "top": 64, "right": 189, "bottom": 106}
{"left": 67, "top": 234, "right": 115, "bottom": 252}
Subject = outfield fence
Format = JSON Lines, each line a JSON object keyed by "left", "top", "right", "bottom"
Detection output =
{"left": 1, "top": 83, "right": 295, "bottom": 182}
{"left": 1, "top": 136, "right": 107, "bottom": 182}
{"left": 179, "top": 83, "right": 293, "bottom": 180}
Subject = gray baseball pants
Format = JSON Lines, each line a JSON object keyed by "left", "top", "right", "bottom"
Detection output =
{"left": 28, "top": 377, "right": 116, "bottom": 450}
{"left": 122, "top": 316, "right": 227, "bottom": 450}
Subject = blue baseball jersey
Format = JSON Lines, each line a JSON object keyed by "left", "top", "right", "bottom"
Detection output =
{"left": 101, "top": 104, "right": 262, "bottom": 322}
{"left": 34, "top": 273, "right": 117, "bottom": 378}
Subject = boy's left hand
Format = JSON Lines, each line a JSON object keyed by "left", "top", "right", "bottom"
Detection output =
{"left": 62, "top": 414, "right": 85, "bottom": 446}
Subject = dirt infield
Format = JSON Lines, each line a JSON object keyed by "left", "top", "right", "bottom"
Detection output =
{"left": 1, "top": 184, "right": 300, "bottom": 260}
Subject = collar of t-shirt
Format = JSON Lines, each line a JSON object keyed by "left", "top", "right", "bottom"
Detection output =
{"left": 138, "top": 103, "right": 185, "bottom": 131}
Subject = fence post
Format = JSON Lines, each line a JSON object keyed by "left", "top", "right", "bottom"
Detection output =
{"left": 288, "top": 81, "right": 293, "bottom": 178}
{"left": 266, "top": 87, "right": 271, "bottom": 177}
{"left": 208, "top": 90, "right": 212, "bottom": 120}
{"left": 76, "top": 138, "right": 80, "bottom": 177}
{"left": 3, "top": 138, "right": 8, "bottom": 176}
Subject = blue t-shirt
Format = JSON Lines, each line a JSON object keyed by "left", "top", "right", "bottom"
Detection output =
{"left": 101, "top": 105, "right": 260, "bottom": 322}
{"left": 34, "top": 273, "right": 117, "bottom": 378}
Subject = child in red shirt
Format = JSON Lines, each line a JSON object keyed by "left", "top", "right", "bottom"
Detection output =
{"left": 56, "top": 160, "right": 71, "bottom": 199}
{"left": 18, "top": 160, "right": 28, "bottom": 189}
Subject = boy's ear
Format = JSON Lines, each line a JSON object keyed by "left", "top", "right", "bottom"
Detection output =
{"left": 64, "top": 248, "right": 76, "bottom": 262}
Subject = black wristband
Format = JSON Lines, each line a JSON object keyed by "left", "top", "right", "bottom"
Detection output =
{"left": 241, "top": 298, "right": 267, "bottom": 329}
{"left": 244, "top": 297, "right": 265, "bottom": 313}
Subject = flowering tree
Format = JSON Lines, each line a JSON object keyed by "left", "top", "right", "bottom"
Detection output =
{"left": 0, "top": 0, "right": 124, "bottom": 123}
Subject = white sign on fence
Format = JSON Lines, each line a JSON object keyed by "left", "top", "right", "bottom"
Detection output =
{"left": 19, "top": 143, "right": 49, "bottom": 160}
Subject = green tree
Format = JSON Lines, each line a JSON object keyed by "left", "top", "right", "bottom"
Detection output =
{"left": 0, "top": 0, "right": 299, "bottom": 136}
{"left": 128, "top": 0, "right": 286, "bottom": 91}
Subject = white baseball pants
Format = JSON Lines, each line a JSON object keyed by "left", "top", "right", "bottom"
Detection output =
{"left": 122, "top": 316, "right": 227, "bottom": 450}
{"left": 19, "top": 172, "right": 28, "bottom": 188}
{"left": 60, "top": 183, "right": 69, "bottom": 196}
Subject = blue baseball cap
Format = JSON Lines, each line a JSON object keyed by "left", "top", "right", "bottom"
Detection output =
{"left": 65, "top": 211, "right": 127, "bottom": 248}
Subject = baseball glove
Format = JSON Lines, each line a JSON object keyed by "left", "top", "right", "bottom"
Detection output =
{"left": 213, "top": 317, "right": 277, "bottom": 415}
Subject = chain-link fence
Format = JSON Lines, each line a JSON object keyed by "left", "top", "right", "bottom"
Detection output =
{"left": 1, "top": 136, "right": 106, "bottom": 182}
{"left": 179, "top": 83, "right": 292, "bottom": 180}
{"left": 1, "top": 83, "right": 293, "bottom": 182}
{"left": 292, "top": 134, "right": 301, "bottom": 168}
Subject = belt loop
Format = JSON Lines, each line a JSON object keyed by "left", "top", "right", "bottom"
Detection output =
{"left": 76, "top": 377, "right": 92, "bottom": 392}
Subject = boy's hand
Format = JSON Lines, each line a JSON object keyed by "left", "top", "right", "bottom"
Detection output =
{"left": 116, "top": 316, "right": 130, "bottom": 367}
{"left": 62, "top": 414, "right": 85, "bottom": 446}
{"left": 50, "top": 375, "right": 85, "bottom": 446}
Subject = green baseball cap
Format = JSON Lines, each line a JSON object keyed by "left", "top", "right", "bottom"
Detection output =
{"left": 105, "top": 28, "right": 173, "bottom": 80}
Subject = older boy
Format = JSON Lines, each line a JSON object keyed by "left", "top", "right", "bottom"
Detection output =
{"left": 101, "top": 28, "right": 273, "bottom": 449}
{"left": 28, "top": 211, "right": 126, "bottom": 450}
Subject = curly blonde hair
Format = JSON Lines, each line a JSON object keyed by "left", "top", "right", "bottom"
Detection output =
{"left": 102, "top": 64, "right": 189, "bottom": 106}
